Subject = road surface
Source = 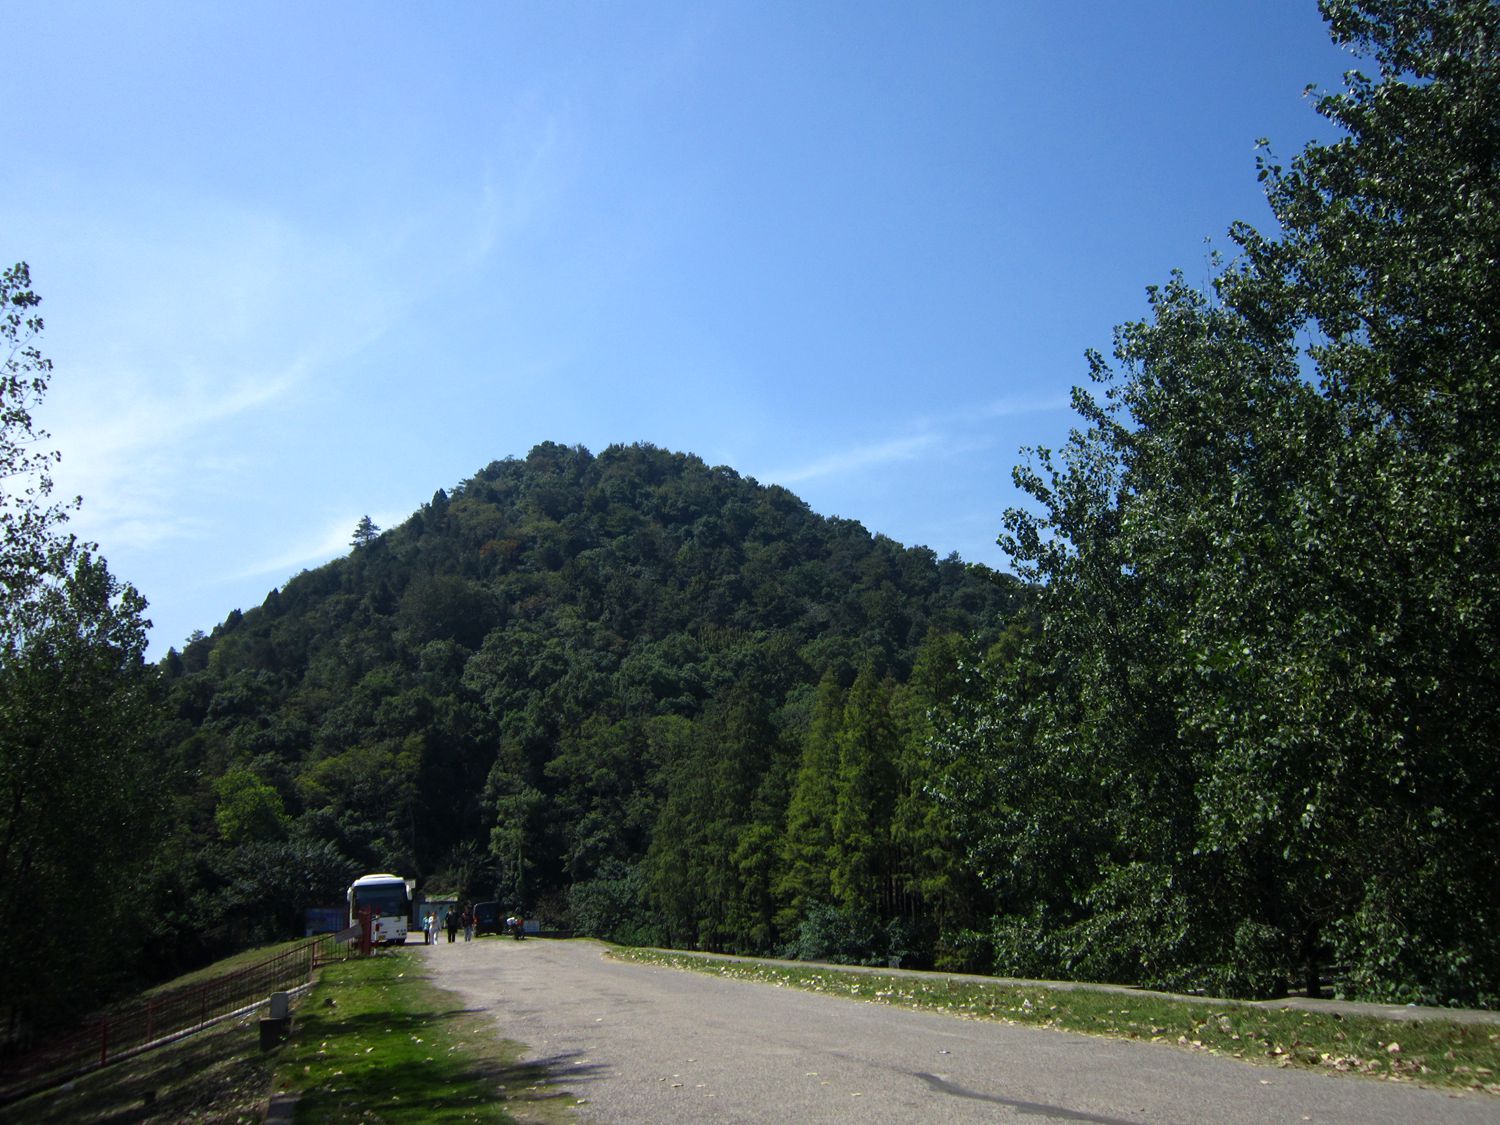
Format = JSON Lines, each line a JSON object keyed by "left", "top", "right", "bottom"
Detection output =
{"left": 420, "top": 937, "right": 1498, "bottom": 1124}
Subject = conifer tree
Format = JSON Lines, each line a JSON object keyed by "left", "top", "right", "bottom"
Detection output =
{"left": 775, "top": 669, "right": 844, "bottom": 929}
{"left": 831, "top": 665, "right": 899, "bottom": 917}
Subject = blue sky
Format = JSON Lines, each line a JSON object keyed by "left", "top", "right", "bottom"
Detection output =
{"left": 6, "top": 1, "right": 1354, "bottom": 658}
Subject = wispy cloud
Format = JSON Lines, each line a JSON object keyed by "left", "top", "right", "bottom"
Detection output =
{"left": 49, "top": 356, "right": 310, "bottom": 552}
{"left": 979, "top": 392, "right": 1073, "bottom": 418}
{"left": 474, "top": 103, "right": 564, "bottom": 262}
{"left": 767, "top": 433, "right": 940, "bottom": 485}
{"left": 31, "top": 196, "right": 401, "bottom": 554}
{"left": 230, "top": 508, "right": 408, "bottom": 584}
{"left": 762, "top": 393, "right": 1071, "bottom": 487}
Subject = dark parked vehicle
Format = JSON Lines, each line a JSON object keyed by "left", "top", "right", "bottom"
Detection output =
{"left": 472, "top": 901, "right": 501, "bottom": 936}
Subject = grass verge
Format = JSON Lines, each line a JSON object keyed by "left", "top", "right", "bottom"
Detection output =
{"left": 137, "top": 938, "right": 314, "bottom": 999}
{"left": 12, "top": 943, "right": 577, "bottom": 1122}
{"left": 609, "top": 948, "right": 1500, "bottom": 1096}
{"left": 13, "top": 991, "right": 278, "bottom": 1122}
{"left": 274, "top": 948, "right": 580, "bottom": 1122}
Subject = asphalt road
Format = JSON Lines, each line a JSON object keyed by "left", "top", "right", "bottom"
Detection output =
{"left": 420, "top": 937, "right": 1498, "bottom": 1124}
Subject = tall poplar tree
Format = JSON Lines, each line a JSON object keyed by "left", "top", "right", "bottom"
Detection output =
{"left": 1, "top": 264, "right": 165, "bottom": 1026}
{"left": 943, "top": 0, "right": 1500, "bottom": 1002}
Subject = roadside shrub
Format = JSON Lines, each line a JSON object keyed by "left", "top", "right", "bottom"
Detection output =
{"left": 782, "top": 904, "right": 882, "bottom": 964}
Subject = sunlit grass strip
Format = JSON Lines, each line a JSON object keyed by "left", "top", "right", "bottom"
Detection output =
{"left": 609, "top": 948, "right": 1500, "bottom": 1095}
{"left": 276, "top": 950, "right": 578, "bottom": 1123}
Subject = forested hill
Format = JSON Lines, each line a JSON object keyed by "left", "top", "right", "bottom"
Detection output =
{"left": 156, "top": 440, "right": 1025, "bottom": 962}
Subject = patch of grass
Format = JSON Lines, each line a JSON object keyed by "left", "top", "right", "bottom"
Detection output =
{"left": 9, "top": 938, "right": 325, "bottom": 1122}
{"left": 13, "top": 1004, "right": 275, "bottom": 1123}
{"left": 275, "top": 949, "right": 582, "bottom": 1122}
{"left": 610, "top": 949, "right": 1500, "bottom": 1096}
{"left": 138, "top": 938, "right": 314, "bottom": 999}
{"left": 12, "top": 944, "right": 579, "bottom": 1123}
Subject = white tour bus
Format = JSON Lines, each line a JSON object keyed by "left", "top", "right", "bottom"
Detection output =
{"left": 347, "top": 873, "right": 416, "bottom": 945}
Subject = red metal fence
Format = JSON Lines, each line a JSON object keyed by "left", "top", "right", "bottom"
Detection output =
{"left": 0, "top": 923, "right": 363, "bottom": 1105}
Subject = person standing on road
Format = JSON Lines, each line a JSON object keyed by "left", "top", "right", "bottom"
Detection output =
{"left": 445, "top": 907, "right": 458, "bottom": 943}
{"left": 463, "top": 905, "right": 474, "bottom": 942}
{"left": 425, "top": 911, "right": 438, "bottom": 945}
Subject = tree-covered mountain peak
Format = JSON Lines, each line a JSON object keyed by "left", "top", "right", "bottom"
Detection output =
{"left": 155, "top": 441, "right": 1022, "bottom": 964}
{"left": 177, "top": 440, "right": 1016, "bottom": 679}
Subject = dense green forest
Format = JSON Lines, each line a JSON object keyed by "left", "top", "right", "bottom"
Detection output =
{"left": 2, "top": 0, "right": 1497, "bottom": 1037}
